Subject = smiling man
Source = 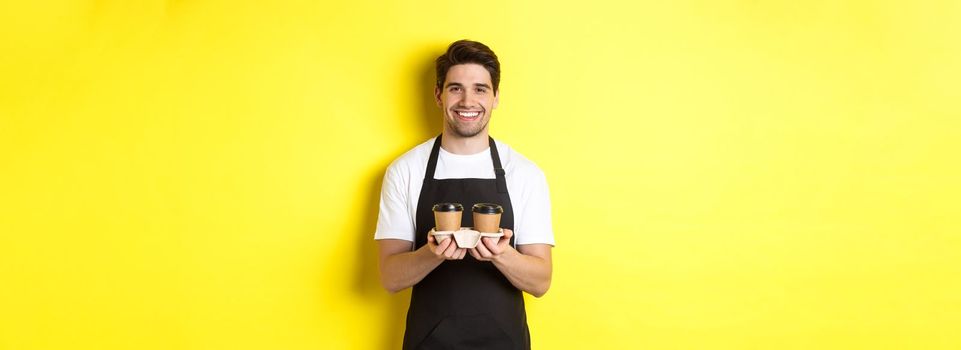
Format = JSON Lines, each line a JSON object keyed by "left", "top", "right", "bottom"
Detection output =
{"left": 375, "top": 40, "right": 555, "bottom": 349}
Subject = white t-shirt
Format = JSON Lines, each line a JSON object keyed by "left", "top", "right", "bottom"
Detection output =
{"left": 374, "top": 138, "right": 555, "bottom": 246}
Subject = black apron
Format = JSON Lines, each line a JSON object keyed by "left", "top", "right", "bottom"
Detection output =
{"left": 402, "top": 135, "right": 530, "bottom": 350}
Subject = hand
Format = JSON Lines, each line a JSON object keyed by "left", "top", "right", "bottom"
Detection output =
{"left": 470, "top": 228, "right": 513, "bottom": 262}
{"left": 427, "top": 231, "right": 467, "bottom": 260}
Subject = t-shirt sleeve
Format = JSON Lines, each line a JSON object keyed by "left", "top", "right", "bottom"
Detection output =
{"left": 374, "top": 163, "right": 415, "bottom": 242}
{"left": 515, "top": 167, "right": 555, "bottom": 246}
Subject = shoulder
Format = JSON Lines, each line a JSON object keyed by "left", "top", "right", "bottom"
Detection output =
{"left": 495, "top": 140, "right": 546, "bottom": 182}
{"left": 386, "top": 137, "right": 435, "bottom": 176}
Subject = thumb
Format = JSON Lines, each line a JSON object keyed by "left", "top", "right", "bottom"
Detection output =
{"left": 500, "top": 229, "right": 513, "bottom": 246}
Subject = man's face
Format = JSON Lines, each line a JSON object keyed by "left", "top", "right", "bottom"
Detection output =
{"left": 435, "top": 63, "right": 499, "bottom": 138}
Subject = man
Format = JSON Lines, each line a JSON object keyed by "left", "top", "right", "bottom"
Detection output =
{"left": 375, "top": 40, "right": 555, "bottom": 349}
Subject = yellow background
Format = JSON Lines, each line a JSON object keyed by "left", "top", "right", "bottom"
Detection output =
{"left": 2, "top": 1, "right": 960, "bottom": 349}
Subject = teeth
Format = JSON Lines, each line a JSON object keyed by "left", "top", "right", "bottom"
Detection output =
{"left": 457, "top": 111, "right": 480, "bottom": 118}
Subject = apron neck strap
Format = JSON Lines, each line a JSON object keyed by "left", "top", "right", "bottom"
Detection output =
{"left": 422, "top": 134, "right": 509, "bottom": 194}
{"left": 423, "top": 134, "right": 443, "bottom": 186}
{"left": 489, "top": 136, "right": 508, "bottom": 193}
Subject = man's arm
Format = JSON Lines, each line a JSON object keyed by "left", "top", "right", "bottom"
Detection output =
{"left": 469, "top": 229, "right": 553, "bottom": 297}
{"left": 378, "top": 235, "right": 467, "bottom": 293}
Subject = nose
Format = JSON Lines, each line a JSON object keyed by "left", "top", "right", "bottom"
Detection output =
{"left": 458, "top": 91, "right": 479, "bottom": 108}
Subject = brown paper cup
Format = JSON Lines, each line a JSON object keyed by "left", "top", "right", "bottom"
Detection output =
{"left": 433, "top": 203, "right": 463, "bottom": 232}
{"left": 473, "top": 213, "right": 501, "bottom": 233}
{"left": 434, "top": 211, "right": 462, "bottom": 231}
{"left": 472, "top": 203, "right": 504, "bottom": 233}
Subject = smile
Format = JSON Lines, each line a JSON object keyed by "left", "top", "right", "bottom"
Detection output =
{"left": 455, "top": 110, "right": 481, "bottom": 119}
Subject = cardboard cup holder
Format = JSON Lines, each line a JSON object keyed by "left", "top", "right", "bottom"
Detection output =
{"left": 430, "top": 227, "right": 504, "bottom": 249}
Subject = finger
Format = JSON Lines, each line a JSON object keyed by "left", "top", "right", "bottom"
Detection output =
{"left": 437, "top": 236, "right": 451, "bottom": 249}
{"left": 475, "top": 241, "right": 493, "bottom": 259}
{"left": 480, "top": 237, "right": 492, "bottom": 249}
{"left": 437, "top": 239, "right": 454, "bottom": 256}
{"left": 499, "top": 229, "right": 512, "bottom": 246}
{"left": 436, "top": 236, "right": 450, "bottom": 249}
{"left": 444, "top": 241, "right": 459, "bottom": 258}
{"left": 469, "top": 248, "right": 484, "bottom": 261}
{"left": 455, "top": 249, "right": 466, "bottom": 260}
{"left": 483, "top": 237, "right": 500, "bottom": 254}
{"left": 497, "top": 236, "right": 511, "bottom": 250}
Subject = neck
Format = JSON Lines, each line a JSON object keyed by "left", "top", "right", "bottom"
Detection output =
{"left": 441, "top": 127, "right": 489, "bottom": 155}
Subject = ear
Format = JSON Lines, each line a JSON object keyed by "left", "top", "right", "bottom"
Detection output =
{"left": 434, "top": 86, "right": 442, "bottom": 107}
{"left": 493, "top": 89, "right": 499, "bottom": 109}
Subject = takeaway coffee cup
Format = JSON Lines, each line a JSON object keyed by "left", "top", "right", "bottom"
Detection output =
{"left": 472, "top": 203, "right": 503, "bottom": 233}
{"left": 432, "top": 203, "right": 464, "bottom": 232}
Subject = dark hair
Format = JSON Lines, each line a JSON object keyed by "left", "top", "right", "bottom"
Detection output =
{"left": 435, "top": 40, "right": 501, "bottom": 92}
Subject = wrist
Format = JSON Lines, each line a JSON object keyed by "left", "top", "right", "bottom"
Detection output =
{"left": 419, "top": 243, "right": 444, "bottom": 262}
{"left": 491, "top": 246, "right": 516, "bottom": 265}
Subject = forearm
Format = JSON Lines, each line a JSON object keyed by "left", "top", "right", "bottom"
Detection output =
{"left": 491, "top": 248, "right": 552, "bottom": 297}
{"left": 380, "top": 246, "right": 443, "bottom": 293}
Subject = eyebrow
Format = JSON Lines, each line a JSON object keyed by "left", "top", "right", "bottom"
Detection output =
{"left": 445, "top": 82, "right": 492, "bottom": 89}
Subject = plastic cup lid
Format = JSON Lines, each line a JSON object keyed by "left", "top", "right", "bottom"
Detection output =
{"left": 432, "top": 203, "right": 464, "bottom": 212}
{"left": 472, "top": 203, "right": 503, "bottom": 214}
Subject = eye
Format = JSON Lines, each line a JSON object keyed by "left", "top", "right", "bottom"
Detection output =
{"left": 476, "top": 87, "right": 488, "bottom": 93}
{"left": 449, "top": 86, "right": 461, "bottom": 92}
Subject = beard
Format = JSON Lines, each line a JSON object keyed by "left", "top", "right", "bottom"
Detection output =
{"left": 446, "top": 112, "right": 489, "bottom": 138}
